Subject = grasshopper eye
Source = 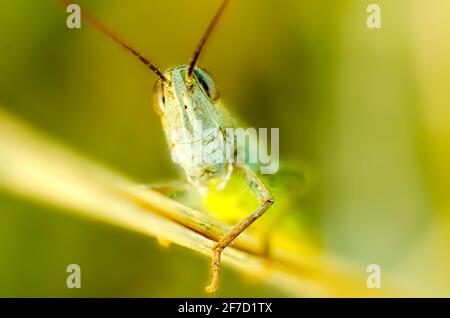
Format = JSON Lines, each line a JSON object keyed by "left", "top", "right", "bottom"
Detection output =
{"left": 193, "top": 68, "right": 220, "bottom": 101}
{"left": 152, "top": 80, "right": 165, "bottom": 116}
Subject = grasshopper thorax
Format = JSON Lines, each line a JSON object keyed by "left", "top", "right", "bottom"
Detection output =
{"left": 152, "top": 65, "right": 234, "bottom": 188}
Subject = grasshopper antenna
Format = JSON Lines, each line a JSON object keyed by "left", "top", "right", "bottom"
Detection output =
{"left": 58, "top": 0, "right": 167, "bottom": 81}
{"left": 186, "top": 0, "right": 231, "bottom": 86}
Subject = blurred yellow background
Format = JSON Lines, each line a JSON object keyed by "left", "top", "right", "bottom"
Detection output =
{"left": 0, "top": 0, "right": 449, "bottom": 297}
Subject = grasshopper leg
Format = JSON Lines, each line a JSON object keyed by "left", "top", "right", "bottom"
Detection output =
{"left": 140, "top": 179, "right": 189, "bottom": 197}
{"left": 140, "top": 180, "right": 189, "bottom": 247}
{"left": 205, "top": 164, "right": 274, "bottom": 293}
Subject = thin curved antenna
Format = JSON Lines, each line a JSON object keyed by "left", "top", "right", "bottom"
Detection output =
{"left": 186, "top": 0, "right": 231, "bottom": 84}
{"left": 59, "top": 0, "right": 167, "bottom": 81}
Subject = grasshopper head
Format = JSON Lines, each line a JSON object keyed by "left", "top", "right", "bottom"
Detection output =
{"left": 152, "top": 65, "right": 233, "bottom": 185}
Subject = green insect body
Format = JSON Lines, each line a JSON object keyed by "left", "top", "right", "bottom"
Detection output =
{"left": 74, "top": 0, "right": 276, "bottom": 293}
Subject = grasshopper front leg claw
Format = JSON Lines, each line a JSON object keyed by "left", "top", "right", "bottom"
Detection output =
{"left": 205, "top": 245, "right": 223, "bottom": 293}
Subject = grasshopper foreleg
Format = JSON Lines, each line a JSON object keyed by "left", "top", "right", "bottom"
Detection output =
{"left": 141, "top": 179, "right": 189, "bottom": 198}
{"left": 205, "top": 163, "right": 274, "bottom": 293}
{"left": 140, "top": 180, "right": 190, "bottom": 247}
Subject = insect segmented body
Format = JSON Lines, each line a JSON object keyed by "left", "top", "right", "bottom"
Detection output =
{"left": 65, "top": 0, "right": 274, "bottom": 293}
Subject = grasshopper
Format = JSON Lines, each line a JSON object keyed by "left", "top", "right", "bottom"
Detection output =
{"left": 65, "top": 0, "right": 274, "bottom": 293}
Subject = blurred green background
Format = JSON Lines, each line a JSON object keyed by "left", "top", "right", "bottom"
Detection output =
{"left": 0, "top": 0, "right": 449, "bottom": 297}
